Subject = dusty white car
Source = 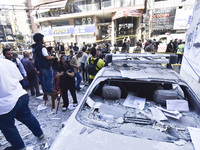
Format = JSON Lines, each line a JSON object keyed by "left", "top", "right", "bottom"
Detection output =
{"left": 50, "top": 53, "right": 200, "bottom": 150}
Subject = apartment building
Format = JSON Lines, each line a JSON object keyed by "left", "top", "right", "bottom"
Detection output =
{"left": 0, "top": 10, "right": 14, "bottom": 42}
{"left": 144, "top": 0, "right": 195, "bottom": 39}
{"left": 31, "top": 0, "right": 144, "bottom": 46}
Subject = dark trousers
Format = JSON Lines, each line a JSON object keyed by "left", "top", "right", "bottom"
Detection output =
{"left": 62, "top": 87, "right": 77, "bottom": 108}
{"left": 0, "top": 94, "right": 43, "bottom": 149}
{"left": 177, "top": 54, "right": 183, "bottom": 64}
{"left": 29, "top": 75, "right": 40, "bottom": 96}
{"left": 81, "top": 63, "right": 88, "bottom": 82}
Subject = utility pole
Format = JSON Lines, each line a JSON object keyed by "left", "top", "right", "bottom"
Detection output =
{"left": 148, "top": 0, "right": 153, "bottom": 39}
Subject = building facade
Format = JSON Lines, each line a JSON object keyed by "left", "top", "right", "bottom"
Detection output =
{"left": 0, "top": 10, "right": 14, "bottom": 42}
{"left": 9, "top": 0, "right": 33, "bottom": 42}
{"left": 144, "top": 0, "right": 195, "bottom": 39}
{"left": 31, "top": 0, "right": 144, "bottom": 47}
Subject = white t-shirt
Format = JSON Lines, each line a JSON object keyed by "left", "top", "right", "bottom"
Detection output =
{"left": 0, "top": 58, "right": 27, "bottom": 115}
{"left": 42, "top": 47, "right": 48, "bottom": 57}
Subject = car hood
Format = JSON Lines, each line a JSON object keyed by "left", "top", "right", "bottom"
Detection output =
{"left": 50, "top": 111, "right": 193, "bottom": 150}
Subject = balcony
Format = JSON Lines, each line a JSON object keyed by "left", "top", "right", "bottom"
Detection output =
{"left": 34, "top": 0, "right": 144, "bottom": 23}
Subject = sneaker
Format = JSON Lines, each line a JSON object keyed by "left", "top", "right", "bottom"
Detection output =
{"left": 36, "top": 93, "right": 43, "bottom": 97}
{"left": 73, "top": 103, "right": 78, "bottom": 107}
{"left": 4, "top": 146, "right": 26, "bottom": 150}
{"left": 62, "top": 107, "right": 67, "bottom": 111}
{"left": 37, "top": 133, "right": 44, "bottom": 140}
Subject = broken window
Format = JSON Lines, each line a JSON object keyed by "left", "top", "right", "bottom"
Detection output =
{"left": 76, "top": 78, "right": 200, "bottom": 143}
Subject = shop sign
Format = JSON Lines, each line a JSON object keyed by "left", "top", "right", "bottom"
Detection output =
{"left": 113, "top": 9, "right": 142, "bottom": 20}
{"left": 52, "top": 29, "right": 68, "bottom": 34}
{"left": 173, "top": 6, "right": 193, "bottom": 30}
{"left": 42, "top": 25, "right": 96, "bottom": 36}
{"left": 145, "top": 8, "right": 176, "bottom": 30}
{"left": 74, "top": 25, "right": 95, "bottom": 34}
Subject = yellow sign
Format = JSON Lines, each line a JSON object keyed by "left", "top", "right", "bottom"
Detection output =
{"left": 53, "top": 29, "right": 67, "bottom": 34}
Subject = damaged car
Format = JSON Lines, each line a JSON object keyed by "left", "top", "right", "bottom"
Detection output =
{"left": 50, "top": 53, "right": 200, "bottom": 150}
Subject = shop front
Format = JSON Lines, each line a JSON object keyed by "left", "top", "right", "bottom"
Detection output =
{"left": 112, "top": 9, "right": 143, "bottom": 46}
{"left": 41, "top": 24, "right": 96, "bottom": 45}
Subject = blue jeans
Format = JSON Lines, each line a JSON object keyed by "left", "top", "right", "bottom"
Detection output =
{"left": 0, "top": 94, "right": 43, "bottom": 149}
{"left": 75, "top": 72, "right": 82, "bottom": 89}
{"left": 41, "top": 67, "right": 53, "bottom": 94}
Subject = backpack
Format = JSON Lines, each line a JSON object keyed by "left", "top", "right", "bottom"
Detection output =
{"left": 88, "top": 57, "right": 100, "bottom": 76}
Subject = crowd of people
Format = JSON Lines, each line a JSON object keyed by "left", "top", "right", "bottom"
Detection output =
{"left": 0, "top": 33, "right": 107, "bottom": 150}
{"left": 0, "top": 32, "right": 186, "bottom": 149}
{"left": 2, "top": 33, "right": 107, "bottom": 111}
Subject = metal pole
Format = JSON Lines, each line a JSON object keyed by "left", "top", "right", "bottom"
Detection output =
{"left": 148, "top": 0, "right": 153, "bottom": 39}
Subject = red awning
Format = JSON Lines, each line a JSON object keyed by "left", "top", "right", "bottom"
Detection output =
{"left": 113, "top": 9, "right": 143, "bottom": 20}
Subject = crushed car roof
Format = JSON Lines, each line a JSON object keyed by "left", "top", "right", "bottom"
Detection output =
{"left": 101, "top": 64, "right": 181, "bottom": 82}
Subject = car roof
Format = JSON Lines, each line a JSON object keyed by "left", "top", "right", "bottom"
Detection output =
{"left": 99, "top": 63, "right": 180, "bottom": 82}
{"left": 98, "top": 53, "right": 182, "bottom": 82}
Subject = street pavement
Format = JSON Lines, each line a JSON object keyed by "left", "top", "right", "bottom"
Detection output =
{"left": 0, "top": 83, "right": 88, "bottom": 150}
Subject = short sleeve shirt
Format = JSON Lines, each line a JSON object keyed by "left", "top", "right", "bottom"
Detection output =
{"left": 0, "top": 58, "right": 27, "bottom": 115}
{"left": 70, "top": 55, "right": 79, "bottom": 73}
{"left": 58, "top": 64, "right": 75, "bottom": 89}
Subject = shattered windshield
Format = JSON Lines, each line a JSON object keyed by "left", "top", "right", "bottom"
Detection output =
{"left": 76, "top": 78, "right": 200, "bottom": 143}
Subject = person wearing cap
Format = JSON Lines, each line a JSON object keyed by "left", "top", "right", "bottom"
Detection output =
{"left": 31, "top": 33, "right": 56, "bottom": 109}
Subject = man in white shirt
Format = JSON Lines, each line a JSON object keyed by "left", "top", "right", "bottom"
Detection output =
{"left": 3, "top": 48, "right": 28, "bottom": 82}
{"left": 0, "top": 58, "right": 44, "bottom": 150}
{"left": 70, "top": 51, "right": 83, "bottom": 91}
{"left": 80, "top": 47, "right": 88, "bottom": 83}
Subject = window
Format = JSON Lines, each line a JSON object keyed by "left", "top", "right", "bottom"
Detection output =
{"left": 86, "top": 0, "right": 92, "bottom": 4}
{"left": 155, "top": 0, "right": 167, "bottom": 1}
{"left": 51, "top": 20, "right": 69, "bottom": 27}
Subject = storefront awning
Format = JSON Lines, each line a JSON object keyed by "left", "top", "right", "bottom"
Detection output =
{"left": 113, "top": 9, "right": 143, "bottom": 20}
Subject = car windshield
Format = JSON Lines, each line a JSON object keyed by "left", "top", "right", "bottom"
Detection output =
{"left": 76, "top": 78, "right": 200, "bottom": 143}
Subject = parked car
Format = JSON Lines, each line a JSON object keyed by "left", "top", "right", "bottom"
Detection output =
{"left": 50, "top": 53, "right": 200, "bottom": 150}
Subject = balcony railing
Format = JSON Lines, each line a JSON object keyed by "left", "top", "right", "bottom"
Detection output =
{"left": 36, "top": 0, "right": 144, "bottom": 19}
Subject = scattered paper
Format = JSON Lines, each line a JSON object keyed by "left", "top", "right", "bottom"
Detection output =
{"left": 37, "top": 104, "right": 47, "bottom": 111}
{"left": 26, "top": 146, "right": 34, "bottom": 150}
{"left": 86, "top": 97, "right": 102, "bottom": 109}
{"left": 166, "top": 99, "right": 189, "bottom": 112}
{"left": 149, "top": 107, "right": 168, "bottom": 121}
{"left": 156, "top": 106, "right": 182, "bottom": 119}
{"left": 174, "top": 139, "right": 186, "bottom": 146}
{"left": 188, "top": 127, "right": 200, "bottom": 150}
{"left": 123, "top": 94, "right": 146, "bottom": 110}
{"left": 99, "top": 104, "right": 126, "bottom": 119}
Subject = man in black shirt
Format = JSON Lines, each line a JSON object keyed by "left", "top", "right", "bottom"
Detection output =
{"left": 56, "top": 55, "right": 78, "bottom": 111}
